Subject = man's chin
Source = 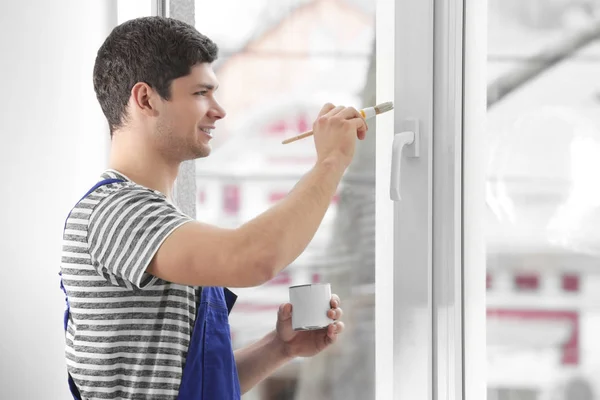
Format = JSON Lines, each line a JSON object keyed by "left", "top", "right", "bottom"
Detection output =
{"left": 191, "top": 145, "right": 211, "bottom": 159}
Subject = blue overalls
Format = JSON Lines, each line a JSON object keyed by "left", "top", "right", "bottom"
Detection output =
{"left": 60, "top": 178, "right": 241, "bottom": 399}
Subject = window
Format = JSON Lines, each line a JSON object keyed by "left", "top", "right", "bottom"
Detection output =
{"left": 167, "top": 0, "right": 377, "bottom": 398}
{"left": 486, "top": 1, "right": 600, "bottom": 399}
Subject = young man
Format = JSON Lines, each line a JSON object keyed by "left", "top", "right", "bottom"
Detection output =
{"left": 60, "top": 16, "right": 367, "bottom": 400}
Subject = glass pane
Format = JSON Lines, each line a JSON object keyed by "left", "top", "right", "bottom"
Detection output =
{"left": 193, "top": 1, "right": 375, "bottom": 399}
{"left": 487, "top": 1, "right": 600, "bottom": 399}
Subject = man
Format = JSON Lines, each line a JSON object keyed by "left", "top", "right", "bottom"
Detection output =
{"left": 60, "top": 16, "right": 368, "bottom": 400}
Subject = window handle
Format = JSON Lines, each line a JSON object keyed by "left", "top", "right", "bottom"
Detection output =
{"left": 390, "top": 118, "right": 420, "bottom": 201}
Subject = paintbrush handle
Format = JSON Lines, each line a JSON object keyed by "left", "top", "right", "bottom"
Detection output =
{"left": 282, "top": 129, "right": 314, "bottom": 144}
{"left": 281, "top": 106, "right": 380, "bottom": 145}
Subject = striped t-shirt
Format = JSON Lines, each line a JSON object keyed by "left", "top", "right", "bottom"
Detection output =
{"left": 61, "top": 169, "right": 198, "bottom": 400}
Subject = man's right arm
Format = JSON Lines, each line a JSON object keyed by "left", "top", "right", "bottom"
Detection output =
{"left": 148, "top": 156, "right": 345, "bottom": 288}
{"left": 147, "top": 104, "right": 367, "bottom": 288}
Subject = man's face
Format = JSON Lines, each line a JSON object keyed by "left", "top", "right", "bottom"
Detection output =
{"left": 155, "top": 63, "right": 226, "bottom": 160}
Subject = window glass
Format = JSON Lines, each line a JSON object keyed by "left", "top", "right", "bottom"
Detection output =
{"left": 487, "top": 2, "right": 600, "bottom": 399}
{"left": 194, "top": 1, "right": 376, "bottom": 398}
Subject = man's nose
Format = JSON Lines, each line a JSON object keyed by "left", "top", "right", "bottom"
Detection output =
{"left": 209, "top": 102, "right": 226, "bottom": 120}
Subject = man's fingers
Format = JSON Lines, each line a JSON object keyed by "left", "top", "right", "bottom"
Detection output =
{"left": 327, "top": 324, "right": 336, "bottom": 339}
{"left": 278, "top": 303, "right": 293, "bottom": 321}
{"left": 323, "top": 105, "right": 345, "bottom": 118}
{"left": 347, "top": 117, "right": 368, "bottom": 136}
{"left": 337, "top": 107, "right": 368, "bottom": 132}
{"left": 357, "top": 127, "right": 367, "bottom": 141}
{"left": 317, "top": 103, "right": 336, "bottom": 118}
{"left": 330, "top": 294, "right": 341, "bottom": 308}
{"left": 336, "top": 106, "right": 363, "bottom": 121}
{"left": 327, "top": 307, "right": 343, "bottom": 320}
{"left": 325, "top": 333, "right": 336, "bottom": 346}
{"left": 326, "top": 321, "right": 345, "bottom": 340}
{"left": 316, "top": 105, "right": 369, "bottom": 137}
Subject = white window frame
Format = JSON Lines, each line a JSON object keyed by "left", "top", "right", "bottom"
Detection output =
{"left": 376, "top": 0, "right": 487, "bottom": 399}
{"left": 462, "top": 0, "right": 487, "bottom": 399}
{"left": 151, "top": 0, "right": 168, "bottom": 18}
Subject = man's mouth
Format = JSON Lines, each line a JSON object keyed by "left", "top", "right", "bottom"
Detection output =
{"left": 200, "top": 127, "right": 214, "bottom": 138}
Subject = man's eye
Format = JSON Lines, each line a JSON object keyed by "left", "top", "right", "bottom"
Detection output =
{"left": 194, "top": 91, "right": 208, "bottom": 96}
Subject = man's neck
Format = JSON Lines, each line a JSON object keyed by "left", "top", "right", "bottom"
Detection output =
{"left": 108, "top": 138, "right": 180, "bottom": 199}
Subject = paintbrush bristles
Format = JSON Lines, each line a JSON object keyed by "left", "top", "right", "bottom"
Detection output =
{"left": 374, "top": 101, "right": 394, "bottom": 115}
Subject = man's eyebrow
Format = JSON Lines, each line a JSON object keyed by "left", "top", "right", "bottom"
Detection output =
{"left": 194, "top": 83, "right": 219, "bottom": 91}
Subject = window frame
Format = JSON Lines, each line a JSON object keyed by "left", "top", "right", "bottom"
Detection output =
{"left": 376, "top": 0, "right": 487, "bottom": 398}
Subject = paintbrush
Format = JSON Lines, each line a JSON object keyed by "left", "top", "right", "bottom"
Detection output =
{"left": 281, "top": 101, "right": 394, "bottom": 145}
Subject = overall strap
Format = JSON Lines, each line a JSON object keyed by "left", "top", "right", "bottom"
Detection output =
{"left": 63, "top": 178, "right": 124, "bottom": 231}
{"left": 79, "top": 178, "right": 124, "bottom": 201}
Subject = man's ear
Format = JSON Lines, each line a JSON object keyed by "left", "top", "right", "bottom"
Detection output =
{"left": 131, "top": 82, "right": 160, "bottom": 117}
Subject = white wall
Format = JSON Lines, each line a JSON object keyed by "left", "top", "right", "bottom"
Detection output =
{"left": 0, "top": 1, "right": 117, "bottom": 398}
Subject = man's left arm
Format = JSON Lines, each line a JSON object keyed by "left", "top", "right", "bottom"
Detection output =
{"left": 234, "top": 295, "right": 344, "bottom": 394}
{"left": 234, "top": 329, "right": 292, "bottom": 394}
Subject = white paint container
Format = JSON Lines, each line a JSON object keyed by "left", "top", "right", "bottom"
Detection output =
{"left": 289, "top": 283, "right": 333, "bottom": 331}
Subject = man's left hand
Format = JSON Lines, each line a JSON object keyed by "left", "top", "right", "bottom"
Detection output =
{"left": 275, "top": 294, "right": 345, "bottom": 358}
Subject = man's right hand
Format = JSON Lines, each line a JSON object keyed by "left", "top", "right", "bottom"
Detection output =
{"left": 312, "top": 103, "right": 368, "bottom": 169}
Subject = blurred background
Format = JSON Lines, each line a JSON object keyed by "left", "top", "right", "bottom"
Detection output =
{"left": 486, "top": 1, "right": 600, "bottom": 399}
{"left": 4, "top": 0, "right": 600, "bottom": 399}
